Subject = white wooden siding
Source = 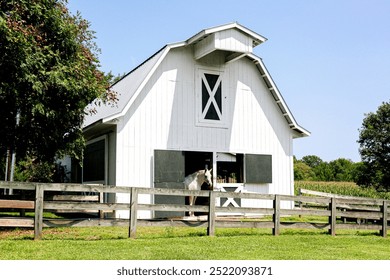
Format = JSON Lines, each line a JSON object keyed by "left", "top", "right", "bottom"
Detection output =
{"left": 194, "top": 29, "right": 253, "bottom": 60}
{"left": 215, "top": 29, "right": 253, "bottom": 53}
{"left": 115, "top": 47, "right": 294, "bottom": 218}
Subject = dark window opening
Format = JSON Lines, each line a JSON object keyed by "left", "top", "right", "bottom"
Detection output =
{"left": 83, "top": 139, "right": 105, "bottom": 182}
{"left": 184, "top": 151, "right": 213, "bottom": 189}
{"left": 217, "top": 154, "right": 244, "bottom": 183}
{"left": 205, "top": 73, "right": 219, "bottom": 89}
{"left": 204, "top": 103, "right": 219, "bottom": 120}
{"left": 216, "top": 154, "right": 272, "bottom": 184}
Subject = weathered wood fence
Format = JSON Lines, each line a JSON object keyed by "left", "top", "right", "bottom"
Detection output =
{"left": 0, "top": 181, "right": 389, "bottom": 240}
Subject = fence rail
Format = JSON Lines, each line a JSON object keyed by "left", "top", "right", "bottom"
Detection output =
{"left": 0, "top": 181, "right": 389, "bottom": 240}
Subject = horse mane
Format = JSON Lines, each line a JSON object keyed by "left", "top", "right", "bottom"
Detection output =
{"left": 184, "top": 170, "right": 204, "bottom": 183}
{"left": 192, "top": 169, "right": 205, "bottom": 175}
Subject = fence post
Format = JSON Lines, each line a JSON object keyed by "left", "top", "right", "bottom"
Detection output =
{"left": 298, "top": 188, "right": 302, "bottom": 209}
{"left": 99, "top": 192, "right": 104, "bottom": 219}
{"left": 128, "top": 187, "right": 138, "bottom": 239}
{"left": 273, "top": 195, "right": 280, "bottom": 236}
{"left": 380, "top": 200, "right": 388, "bottom": 238}
{"left": 207, "top": 191, "right": 216, "bottom": 236}
{"left": 34, "top": 184, "right": 44, "bottom": 240}
{"left": 328, "top": 197, "right": 336, "bottom": 236}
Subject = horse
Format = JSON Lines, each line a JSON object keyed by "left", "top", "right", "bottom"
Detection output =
{"left": 183, "top": 168, "right": 213, "bottom": 216}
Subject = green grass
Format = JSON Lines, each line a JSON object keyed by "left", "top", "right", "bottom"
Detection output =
{"left": 1, "top": 226, "right": 390, "bottom": 260}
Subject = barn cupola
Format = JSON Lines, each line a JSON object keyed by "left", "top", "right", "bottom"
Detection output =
{"left": 187, "top": 22, "right": 267, "bottom": 63}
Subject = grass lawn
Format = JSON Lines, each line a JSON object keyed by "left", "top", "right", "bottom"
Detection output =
{"left": 1, "top": 226, "right": 390, "bottom": 260}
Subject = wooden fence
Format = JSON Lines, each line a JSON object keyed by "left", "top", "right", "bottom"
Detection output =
{"left": 0, "top": 181, "right": 389, "bottom": 240}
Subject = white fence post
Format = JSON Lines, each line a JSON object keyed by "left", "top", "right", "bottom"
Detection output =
{"left": 129, "top": 188, "right": 138, "bottom": 239}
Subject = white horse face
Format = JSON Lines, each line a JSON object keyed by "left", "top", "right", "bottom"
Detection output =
{"left": 204, "top": 168, "right": 213, "bottom": 186}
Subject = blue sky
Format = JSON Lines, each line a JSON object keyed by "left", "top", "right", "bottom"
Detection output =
{"left": 68, "top": 0, "right": 390, "bottom": 162}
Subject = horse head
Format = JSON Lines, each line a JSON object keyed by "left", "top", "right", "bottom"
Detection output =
{"left": 204, "top": 168, "right": 213, "bottom": 188}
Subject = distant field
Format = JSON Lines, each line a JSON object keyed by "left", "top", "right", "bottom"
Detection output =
{"left": 1, "top": 226, "right": 390, "bottom": 260}
{"left": 294, "top": 181, "right": 390, "bottom": 199}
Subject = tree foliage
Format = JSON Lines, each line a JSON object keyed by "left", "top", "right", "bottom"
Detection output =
{"left": 357, "top": 101, "right": 390, "bottom": 190}
{"left": 293, "top": 159, "right": 315, "bottom": 181}
{"left": 294, "top": 155, "right": 358, "bottom": 182}
{"left": 301, "top": 155, "right": 323, "bottom": 169}
{"left": 0, "top": 0, "right": 116, "bottom": 178}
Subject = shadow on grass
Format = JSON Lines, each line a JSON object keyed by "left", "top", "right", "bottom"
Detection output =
{"left": 0, "top": 225, "right": 384, "bottom": 241}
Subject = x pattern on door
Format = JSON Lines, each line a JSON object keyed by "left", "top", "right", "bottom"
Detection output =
{"left": 201, "top": 73, "right": 222, "bottom": 121}
{"left": 219, "top": 185, "right": 243, "bottom": 207}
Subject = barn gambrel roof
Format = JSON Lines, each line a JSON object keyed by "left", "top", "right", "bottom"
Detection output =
{"left": 84, "top": 22, "right": 310, "bottom": 138}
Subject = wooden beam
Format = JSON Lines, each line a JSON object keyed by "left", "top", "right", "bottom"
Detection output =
{"left": 138, "top": 203, "right": 208, "bottom": 212}
{"left": 0, "top": 218, "right": 34, "bottom": 227}
{"left": 225, "top": 52, "right": 247, "bottom": 64}
{"left": 300, "top": 188, "right": 381, "bottom": 204}
{"left": 50, "top": 195, "right": 99, "bottom": 202}
{"left": 43, "top": 201, "right": 130, "bottom": 211}
{"left": 0, "top": 199, "right": 34, "bottom": 209}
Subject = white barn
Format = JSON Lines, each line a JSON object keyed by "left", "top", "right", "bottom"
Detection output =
{"left": 72, "top": 23, "right": 310, "bottom": 218}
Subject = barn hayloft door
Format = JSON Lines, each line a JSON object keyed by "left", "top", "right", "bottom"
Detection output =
{"left": 202, "top": 73, "right": 222, "bottom": 121}
{"left": 154, "top": 150, "right": 185, "bottom": 218}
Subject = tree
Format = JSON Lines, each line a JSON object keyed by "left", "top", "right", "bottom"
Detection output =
{"left": 313, "top": 162, "right": 334, "bottom": 181}
{"left": 328, "top": 158, "right": 355, "bottom": 182}
{"left": 301, "top": 155, "right": 323, "bottom": 169}
{"left": 294, "top": 159, "right": 315, "bottom": 181}
{"left": 294, "top": 155, "right": 361, "bottom": 183}
{"left": 357, "top": 101, "right": 390, "bottom": 190}
{"left": 0, "top": 0, "right": 116, "bottom": 181}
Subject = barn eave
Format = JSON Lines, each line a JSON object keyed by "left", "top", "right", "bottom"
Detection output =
{"left": 83, "top": 119, "right": 117, "bottom": 141}
{"left": 187, "top": 22, "right": 267, "bottom": 47}
{"left": 246, "top": 53, "right": 310, "bottom": 138}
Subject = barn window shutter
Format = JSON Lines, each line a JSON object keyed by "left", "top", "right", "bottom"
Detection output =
{"left": 154, "top": 150, "right": 186, "bottom": 218}
{"left": 154, "top": 150, "right": 185, "bottom": 183}
{"left": 245, "top": 154, "right": 272, "bottom": 183}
